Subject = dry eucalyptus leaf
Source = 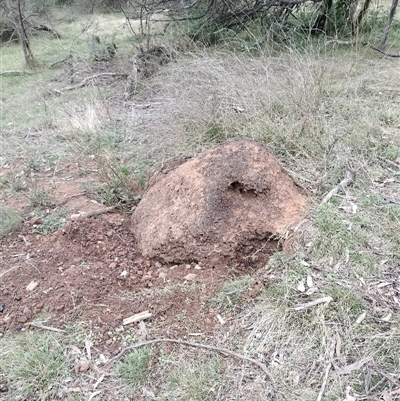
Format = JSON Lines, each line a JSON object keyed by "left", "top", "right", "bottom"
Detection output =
{"left": 355, "top": 311, "right": 366, "bottom": 325}
{"left": 297, "top": 280, "right": 306, "bottom": 292}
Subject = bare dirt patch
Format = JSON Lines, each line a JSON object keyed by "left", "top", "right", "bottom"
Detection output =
{"left": 0, "top": 215, "right": 267, "bottom": 348}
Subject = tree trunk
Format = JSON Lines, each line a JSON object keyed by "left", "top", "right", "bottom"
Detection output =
{"left": 380, "top": 0, "right": 399, "bottom": 50}
{"left": 4, "top": 0, "right": 36, "bottom": 68}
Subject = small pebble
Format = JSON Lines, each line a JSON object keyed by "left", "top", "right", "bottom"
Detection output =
{"left": 0, "top": 304, "right": 4, "bottom": 313}
{"left": 14, "top": 295, "right": 21, "bottom": 301}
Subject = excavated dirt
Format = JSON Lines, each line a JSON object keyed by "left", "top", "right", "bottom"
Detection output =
{"left": 0, "top": 141, "right": 308, "bottom": 350}
{"left": 133, "top": 140, "right": 308, "bottom": 265}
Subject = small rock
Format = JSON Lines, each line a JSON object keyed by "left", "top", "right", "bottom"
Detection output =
{"left": 23, "top": 306, "right": 32, "bottom": 317}
{"left": 184, "top": 273, "right": 197, "bottom": 281}
{"left": 0, "top": 304, "right": 4, "bottom": 313}
{"left": 14, "top": 295, "right": 21, "bottom": 301}
{"left": 194, "top": 264, "right": 202, "bottom": 270}
{"left": 78, "top": 360, "right": 90, "bottom": 372}
{"left": 109, "top": 262, "right": 117, "bottom": 269}
{"left": 106, "top": 230, "right": 113, "bottom": 237}
{"left": 17, "top": 315, "right": 28, "bottom": 323}
{"left": 29, "top": 216, "right": 42, "bottom": 225}
{"left": 155, "top": 261, "right": 162, "bottom": 268}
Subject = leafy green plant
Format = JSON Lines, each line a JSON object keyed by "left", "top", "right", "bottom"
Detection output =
{"left": 35, "top": 208, "right": 69, "bottom": 235}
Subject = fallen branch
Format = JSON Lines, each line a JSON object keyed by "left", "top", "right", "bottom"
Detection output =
{"left": 378, "top": 156, "right": 400, "bottom": 170}
{"left": 367, "top": 44, "right": 400, "bottom": 58}
{"left": 57, "top": 73, "right": 127, "bottom": 92}
{"left": 104, "top": 338, "right": 275, "bottom": 383}
{"left": 320, "top": 168, "right": 355, "bottom": 205}
{"left": 70, "top": 206, "right": 115, "bottom": 220}
{"left": 33, "top": 24, "right": 60, "bottom": 38}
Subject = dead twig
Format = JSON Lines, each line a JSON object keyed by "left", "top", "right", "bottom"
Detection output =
{"left": 316, "top": 342, "right": 335, "bottom": 401}
{"left": 0, "top": 70, "right": 33, "bottom": 76}
{"left": 292, "top": 296, "right": 333, "bottom": 311}
{"left": 367, "top": 44, "right": 400, "bottom": 57}
{"left": 320, "top": 168, "right": 355, "bottom": 205}
{"left": 104, "top": 338, "right": 275, "bottom": 383}
{"left": 0, "top": 266, "right": 19, "bottom": 278}
{"left": 70, "top": 206, "right": 115, "bottom": 220}
{"left": 57, "top": 73, "right": 127, "bottom": 92}
{"left": 378, "top": 156, "right": 400, "bottom": 170}
{"left": 26, "top": 321, "right": 66, "bottom": 333}
{"left": 325, "top": 39, "right": 400, "bottom": 57}
{"left": 56, "top": 192, "right": 86, "bottom": 207}
{"left": 49, "top": 55, "right": 72, "bottom": 69}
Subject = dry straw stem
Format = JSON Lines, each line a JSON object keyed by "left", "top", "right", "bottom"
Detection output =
{"left": 105, "top": 338, "right": 275, "bottom": 383}
{"left": 315, "top": 342, "right": 335, "bottom": 401}
{"left": 320, "top": 168, "right": 356, "bottom": 205}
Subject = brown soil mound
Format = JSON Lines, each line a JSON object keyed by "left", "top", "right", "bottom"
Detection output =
{"left": 132, "top": 140, "right": 308, "bottom": 266}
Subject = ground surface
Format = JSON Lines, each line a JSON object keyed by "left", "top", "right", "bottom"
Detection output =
{"left": 0, "top": 173, "right": 272, "bottom": 350}
{"left": 1, "top": 13, "right": 400, "bottom": 399}
{"left": 0, "top": 217, "right": 257, "bottom": 342}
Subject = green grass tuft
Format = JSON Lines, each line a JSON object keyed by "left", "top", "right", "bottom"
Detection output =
{"left": 0, "top": 332, "right": 69, "bottom": 400}
{"left": 0, "top": 206, "right": 22, "bottom": 237}
{"left": 117, "top": 347, "right": 152, "bottom": 389}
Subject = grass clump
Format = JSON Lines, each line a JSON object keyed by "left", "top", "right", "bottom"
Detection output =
{"left": 0, "top": 332, "right": 69, "bottom": 400}
{"left": 117, "top": 347, "right": 152, "bottom": 389}
{"left": 160, "top": 357, "right": 224, "bottom": 401}
{"left": 0, "top": 206, "right": 22, "bottom": 237}
{"left": 210, "top": 276, "right": 252, "bottom": 311}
